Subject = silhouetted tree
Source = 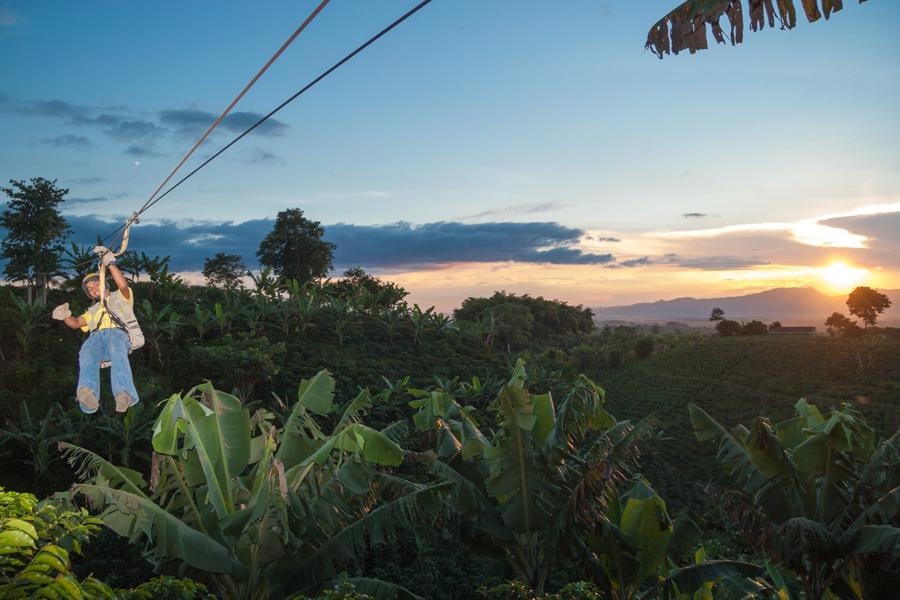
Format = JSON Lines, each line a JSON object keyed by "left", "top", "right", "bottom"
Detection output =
{"left": 203, "top": 253, "right": 248, "bottom": 290}
{"left": 846, "top": 287, "right": 891, "bottom": 328}
{"left": 715, "top": 319, "right": 742, "bottom": 337}
{"left": 825, "top": 312, "right": 861, "bottom": 338}
{"left": 742, "top": 320, "right": 768, "bottom": 335}
{"left": 257, "top": 209, "right": 335, "bottom": 285}
{"left": 709, "top": 307, "right": 725, "bottom": 322}
{"left": 1, "top": 178, "right": 70, "bottom": 305}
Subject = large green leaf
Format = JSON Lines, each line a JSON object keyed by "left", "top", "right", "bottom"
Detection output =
{"left": 302, "top": 424, "right": 404, "bottom": 467}
{"left": 663, "top": 560, "right": 764, "bottom": 595}
{"left": 72, "top": 484, "right": 245, "bottom": 575}
{"left": 296, "top": 370, "right": 336, "bottom": 416}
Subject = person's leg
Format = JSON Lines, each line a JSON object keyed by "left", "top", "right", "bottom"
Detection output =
{"left": 108, "top": 328, "right": 139, "bottom": 412}
{"left": 76, "top": 334, "right": 101, "bottom": 414}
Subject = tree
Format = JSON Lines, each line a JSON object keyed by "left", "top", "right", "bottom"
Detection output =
{"left": 846, "top": 286, "right": 891, "bottom": 328}
{"left": 202, "top": 253, "right": 248, "bottom": 290}
{"left": 257, "top": 209, "right": 335, "bottom": 285}
{"left": 715, "top": 319, "right": 741, "bottom": 337}
{"left": 646, "top": 0, "right": 871, "bottom": 59}
{"left": 1, "top": 178, "right": 71, "bottom": 305}
{"left": 768, "top": 321, "right": 782, "bottom": 331}
{"left": 328, "top": 266, "right": 408, "bottom": 311}
{"left": 825, "top": 312, "right": 861, "bottom": 337}
{"left": 709, "top": 307, "right": 724, "bottom": 322}
{"left": 741, "top": 320, "right": 768, "bottom": 335}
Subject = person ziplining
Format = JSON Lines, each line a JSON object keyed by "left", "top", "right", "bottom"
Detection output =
{"left": 52, "top": 241, "right": 144, "bottom": 414}
{"left": 49, "top": 0, "right": 432, "bottom": 415}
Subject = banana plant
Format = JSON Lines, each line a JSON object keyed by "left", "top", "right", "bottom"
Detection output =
{"left": 408, "top": 361, "right": 653, "bottom": 594}
{"left": 689, "top": 400, "right": 900, "bottom": 600}
{"left": 192, "top": 304, "right": 213, "bottom": 340}
{"left": 2, "top": 292, "right": 46, "bottom": 359}
{"left": 62, "top": 370, "right": 443, "bottom": 600}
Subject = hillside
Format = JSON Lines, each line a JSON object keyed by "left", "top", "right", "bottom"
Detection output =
{"left": 594, "top": 287, "right": 900, "bottom": 326}
{"left": 595, "top": 335, "right": 900, "bottom": 510}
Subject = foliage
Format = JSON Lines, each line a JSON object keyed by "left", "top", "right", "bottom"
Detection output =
{"left": 455, "top": 291, "right": 594, "bottom": 349}
{"left": 847, "top": 286, "right": 892, "bottom": 328}
{"left": 741, "top": 320, "right": 768, "bottom": 336}
{"left": 63, "top": 371, "right": 439, "bottom": 600}
{"left": 116, "top": 576, "right": 216, "bottom": 599}
{"left": 714, "top": 320, "right": 741, "bottom": 337}
{"left": 0, "top": 177, "right": 71, "bottom": 305}
{"left": 203, "top": 253, "right": 248, "bottom": 290}
{"left": 825, "top": 311, "right": 861, "bottom": 337}
{"left": 689, "top": 399, "right": 900, "bottom": 600}
{"left": 708, "top": 308, "right": 724, "bottom": 322}
{"left": 0, "top": 486, "right": 114, "bottom": 598}
{"left": 327, "top": 267, "right": 408, "bottom": 312}
{"left": 257, "top": 208, "right": 335, "bottom": 284}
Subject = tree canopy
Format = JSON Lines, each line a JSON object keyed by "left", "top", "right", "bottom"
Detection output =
{"left": 256, "top": 208, "right": 335, "bottom": 285}
{"left": 202, "top": 253, "right": 248, "bottom": 290}
{"left": 846, "top": 286, "right": 891, "bottom": 328}
{"left": 0, "top": 178, "right": 71, "bottom": 305}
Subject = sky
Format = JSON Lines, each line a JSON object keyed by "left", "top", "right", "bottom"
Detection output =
{"left": 2, "top": 0, "right": 899, "bottom": 311}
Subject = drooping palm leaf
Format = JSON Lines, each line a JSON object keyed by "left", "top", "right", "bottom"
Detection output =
{"left": 646, "top": 0, "right": 871, "bottom": 59}
{"left": 662, "top": 559, "right": 764, "bottom": 595}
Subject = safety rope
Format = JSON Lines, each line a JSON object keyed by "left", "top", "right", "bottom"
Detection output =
{"left": 77, "top": 0, "right": 434, "bottom": 271}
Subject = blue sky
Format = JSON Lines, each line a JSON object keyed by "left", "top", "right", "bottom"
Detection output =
{"left": 2, "top": 1, "right": 899, "bottom": 309}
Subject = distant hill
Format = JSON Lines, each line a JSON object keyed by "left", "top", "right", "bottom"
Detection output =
{"left": 594, "top": 287, "right": 900, "bottom": 326}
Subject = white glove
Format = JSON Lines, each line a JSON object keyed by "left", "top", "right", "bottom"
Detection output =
{"left": 93, "top": 245, "right": 117, "bottom": 266}
{"left": 52, "top": 303, "right": 71, "bottom": 321}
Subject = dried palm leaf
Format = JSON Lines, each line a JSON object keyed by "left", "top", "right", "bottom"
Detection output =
{"left": 647, "top": 0, "right": 867, "bottom": 59}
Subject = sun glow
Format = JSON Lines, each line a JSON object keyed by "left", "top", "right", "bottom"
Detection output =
{"left": 818, "top": 262, "right": 868, "bottom": 293}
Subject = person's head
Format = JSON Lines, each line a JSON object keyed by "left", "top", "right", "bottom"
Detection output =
{"left": 81, "top": 273, "right": 107, "bottom": 300}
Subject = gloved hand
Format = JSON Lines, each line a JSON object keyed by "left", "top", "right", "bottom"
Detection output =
{"left": 93, "top": 245, "right": 117, "bottom": 266}
{"left": 52, "top": 303, "right": 71, "bottom": 321}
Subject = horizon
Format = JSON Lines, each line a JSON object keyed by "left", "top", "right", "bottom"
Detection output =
{"left": 2, "top": 1, "right": 899, "bottom": 310}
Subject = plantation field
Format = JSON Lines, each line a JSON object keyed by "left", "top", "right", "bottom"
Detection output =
{"left": 597, "top": 335, "right": 900, "bottom": 510}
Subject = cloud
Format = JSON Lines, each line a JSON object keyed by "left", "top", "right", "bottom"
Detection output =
{"left": 681, "top": 212, "right": 715, "bottom": 219}
{"left": 159, "top": 108, "right": 288, "bottom": 138}
{"left": 65, "top": 217, "right": 617, "bottom": 272}
{"left": 68, "top": 176, "right": 105, "bottom": 185}
{"left": 66, "top": 196, "right": 109, "bottom": 205}
{"left": 247, "top": 148, "right": 285, "bottom": 165}
{"left": 0, "top": 6, "right": 24, "bottom": 27}
{"left": 676, "top": 256, "right": 771, "bottom": 270}
{"left": 618, "top": 256, "right": 652, "bottom": 268}
{"left": 585, "top": 235, "right": 621, "bottom": 243}
{"left": 456, "top": 201, "right": 567, "bottom": 221}
{"left": 125, "top": 144, "right": 161, "bottom": 157}
{"left": 41, "top": 134, "right": 92, "bottom": 148}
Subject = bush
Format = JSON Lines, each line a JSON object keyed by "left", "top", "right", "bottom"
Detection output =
{"left": 116, "top": 576, "right": 216, "bottom": 600}
{"left": 741, "top": 320, "right": 768, "bottom": 335}
{"left": 715, "top": 319, "right": 742, "bottom": 337}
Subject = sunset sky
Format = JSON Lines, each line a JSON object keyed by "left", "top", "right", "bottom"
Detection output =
{"left": 2, "top": 1, "right": 899, "bottom": 311}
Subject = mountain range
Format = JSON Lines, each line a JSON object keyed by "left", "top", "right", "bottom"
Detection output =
{"left": 593, "top": 287, "right": 900, "bottom": 327}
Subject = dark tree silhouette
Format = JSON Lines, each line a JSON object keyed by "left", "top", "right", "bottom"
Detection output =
{"left": 1, "top": 178, "right": 70, "bottom": 305}
{"left": 846, "top": 287, "right": 891, "bottom": 328}
{"left": 256, "top": 209, "right": 335, "bottom": 285}
{"left": 709, "top": 307, "right": 725, "bottom": 322}
{"left": 203, "top": 253, "right": 248, "bottom": 290}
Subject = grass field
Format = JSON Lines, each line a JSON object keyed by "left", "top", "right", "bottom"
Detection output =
{"left": 596, "top": 335, "right": 900, "bottom": 511}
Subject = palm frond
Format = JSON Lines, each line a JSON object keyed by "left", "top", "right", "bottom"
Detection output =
{"left": 646, "top": 0, "right": 870, "bottom": 59}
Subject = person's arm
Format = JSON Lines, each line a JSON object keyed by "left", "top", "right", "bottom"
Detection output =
{"left": 52, "top": 303, "right": 87, "bottom": 329}
{"left": 108, "top": 263, "right": 130, "bottom": 300}
{"left": 64, "top": 315, "right": 88, "bottom": 330}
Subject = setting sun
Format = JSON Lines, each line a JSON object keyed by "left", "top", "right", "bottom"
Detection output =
{"left": 818, "top": 262, "right": 868, "bottom": 293}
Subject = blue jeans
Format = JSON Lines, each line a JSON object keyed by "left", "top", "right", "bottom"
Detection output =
{"left": 77, "top": 328, "right": 139, "bottom": 411}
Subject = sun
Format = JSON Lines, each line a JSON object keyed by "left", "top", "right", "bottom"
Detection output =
{"left": 818, "top": 262, "right": 867, "bottom": 293}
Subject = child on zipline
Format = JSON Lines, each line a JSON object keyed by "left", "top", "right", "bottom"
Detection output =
{"left": 52, "top": 246, "right": 144, "bottom": 414}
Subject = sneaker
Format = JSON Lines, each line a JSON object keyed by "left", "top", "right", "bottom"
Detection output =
{"left": 115, "top": 391, "right": 138, "bottom": 413}
{"left": 77, "top": 387, "right": 99, "bottom": 414}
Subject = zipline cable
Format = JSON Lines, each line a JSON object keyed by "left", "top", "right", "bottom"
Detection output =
{"left": 135, "top": 0, "right": 332, "bottom": 217}
{"left": 80, "top": 0, "right": 333, "bottom": 266}
{"left": 81, "top": 0, "right": 433, "bottom": 266}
